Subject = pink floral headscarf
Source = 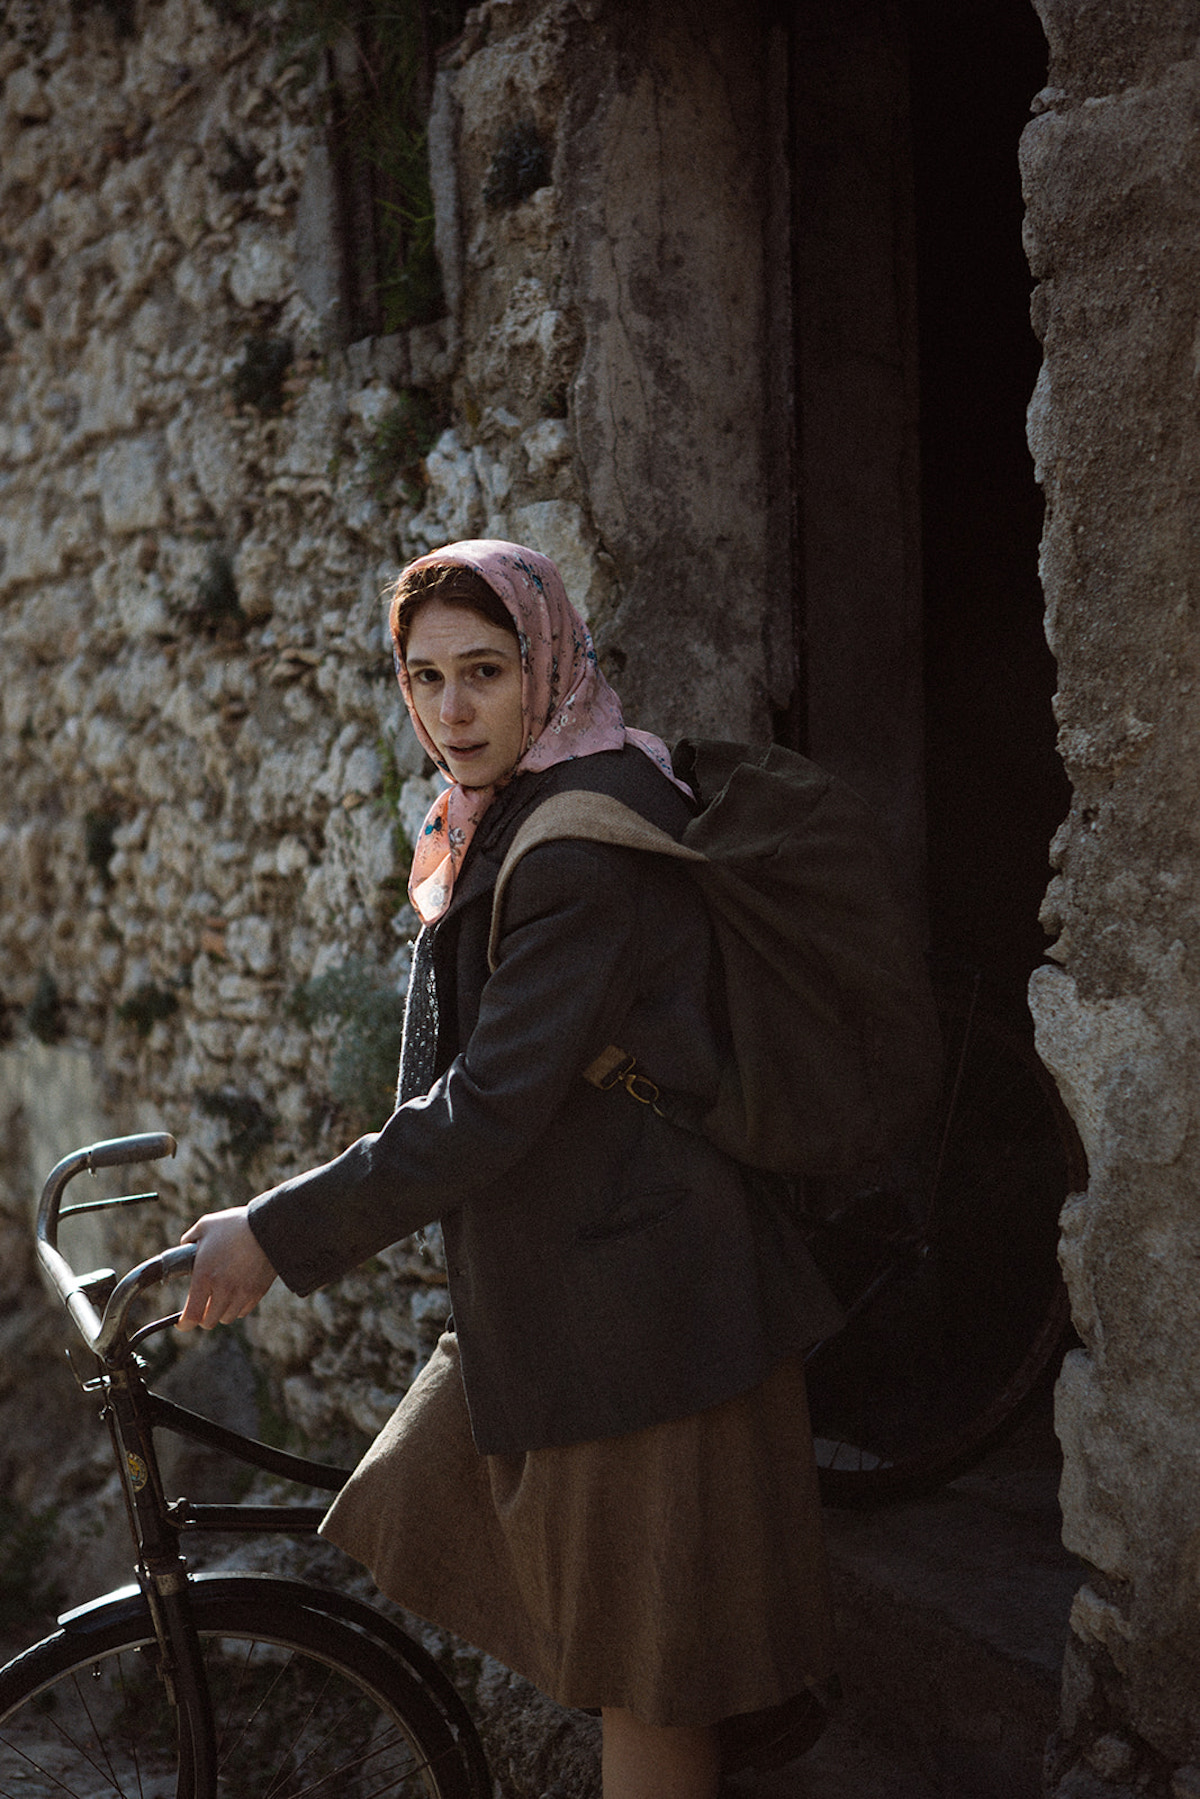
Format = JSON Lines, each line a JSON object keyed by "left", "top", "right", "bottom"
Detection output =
{"left": 391, "top": 539, "right": 688, "bottom": 925}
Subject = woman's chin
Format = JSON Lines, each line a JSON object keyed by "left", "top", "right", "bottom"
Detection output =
{"left": 450, "top": 755, "right": 521, "bottom": 789}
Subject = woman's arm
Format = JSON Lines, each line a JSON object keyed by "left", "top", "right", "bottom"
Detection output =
{"left": 231, "top": 839, "right": 645, "bottom": 1297}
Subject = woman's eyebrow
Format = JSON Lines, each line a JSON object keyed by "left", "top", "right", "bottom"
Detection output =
{"left": 407, "top": 644, "right": 516, "bottom": 668}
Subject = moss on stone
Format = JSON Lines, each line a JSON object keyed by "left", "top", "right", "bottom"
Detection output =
{"left": 84, "top": 808, "right": 119, "bottom": 884}
{"left": 25, "top": 970, "right": 63, "bottom": 1046}
{"left": 230, "top": 335, "right": 294, "bottom": 416}
{"left": 189, "top": 545, "right": 247, "bottom": 634}
{"left": 116, "top": 983, "right": 180, "bottom": 1038}
{"left": 197, "top": 1087, "right": 277, "bottom": 1168}
{"left": 365, "top": 389, "right": 443, "bottom": 502}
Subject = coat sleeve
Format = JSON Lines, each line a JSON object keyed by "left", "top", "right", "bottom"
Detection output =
{"left": 248, "top": 841, "right": 644, "bottom": 1294}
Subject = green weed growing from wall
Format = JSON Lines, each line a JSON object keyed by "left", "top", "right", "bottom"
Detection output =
{"left": 288, "top": 958, "right": 404, "bottom": 1127}
{"left": 273, "top": 0, "right": 470, "bottom": 333}
{"left": 197, "top": 1088, "right": 277, "bottom": 1169}
{"left": 25, "top": 970, "right": 63, "bottom": 1045}
{"left": 117, "top": 983, "right": 180, "bottom": 1038}
{"left": 230, "top": 336, "right": 294, "bottom": 415}
{"left": 366, "top": 388, "right": 443, "bottom": 500}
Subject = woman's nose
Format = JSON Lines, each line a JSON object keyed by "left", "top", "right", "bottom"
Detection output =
{"left": 439, "top": 679, "right": 472, "bottom": 724}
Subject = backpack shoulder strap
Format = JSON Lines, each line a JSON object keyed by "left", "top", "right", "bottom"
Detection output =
{"left": 488, "top": 790, "right": 706, "bottom": 971}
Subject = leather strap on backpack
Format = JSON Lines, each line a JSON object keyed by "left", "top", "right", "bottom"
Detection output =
{"left": 489, "top": 792, "right": 708, "bottom": 1133}
{"left": 487, "top": 790, "right": 705, "bottom": 973}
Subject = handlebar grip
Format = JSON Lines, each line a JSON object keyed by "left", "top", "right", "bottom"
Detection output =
{"left": 38, "top": 1133, "right": 177, "bottom": 1252}
{"left": 85, "top": 1133, "right": 178, "bottom": 1171}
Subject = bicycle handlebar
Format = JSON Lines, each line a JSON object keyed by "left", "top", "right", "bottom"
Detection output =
{"left": 36, "top": 1132, "right": 187, "bottom": 1360}
{"left": 38, "top": 1133, "right": 177, "bottom": 1248}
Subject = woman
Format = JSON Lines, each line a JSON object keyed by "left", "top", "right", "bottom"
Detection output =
{"left": 179, "top": 540, "right": 842, "bottom": 1799}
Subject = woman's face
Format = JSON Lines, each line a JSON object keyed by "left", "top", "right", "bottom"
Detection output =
{"left": 405, "top": 599, "right": 525, "bottom": 788}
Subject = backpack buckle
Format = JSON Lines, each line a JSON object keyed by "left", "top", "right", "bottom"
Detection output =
{"left": 624, "top": 1069, "right": 663, "bottom": 1109}
{"left": 583, "top": 1045, "right": 665, "bottom": 1114}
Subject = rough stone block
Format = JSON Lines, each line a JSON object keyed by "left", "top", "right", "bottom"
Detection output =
{"left": 277, "top": 376, "right": 343, "bottom": 480}
{"left": 4, "top": 66, "right": 50, "bottom": 123}
{"left": 98, "top": 436, "right": 168, "bottom": 534}
{"left": 409, "top": 427, "right": 483, "bottom": 543}
{"left": 185, "top": 415, "right": 245, "bottom": 521}
{"left": 173, "top": 242, "right": 231, "bottom": 314}
{"left": 0, "top": 499, "right": 93, "bottom": 595}
{"left": 229, "top": 221, "right": 294, "bottom": 309}
{"left": 510, "top": 499, "right": 599, "bottom": 619}
{"left": 163, "top": 149, "right": 210, "bottom": 250}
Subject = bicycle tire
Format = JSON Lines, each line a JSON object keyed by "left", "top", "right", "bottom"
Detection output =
{"left": 805, "top": 995, "right": 1086, "bottom": 1506}
{"left": 0, "top": 1573, "right": 491, "bottom": 1799}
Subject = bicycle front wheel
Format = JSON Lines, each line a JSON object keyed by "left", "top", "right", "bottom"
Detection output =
{"left": 0, "top": 1575, "right": 490, "bottom": 1799}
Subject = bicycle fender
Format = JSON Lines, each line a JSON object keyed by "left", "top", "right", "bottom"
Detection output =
{"left": 184, "top": 1573, "right": 471, "bottom": 1703}
{"left": 58, "top": 1584, "right": 147, "bottom": 1633}
{"left": 55, "top": 1572, "right": 299, "bottom": 1635}
{"left": 188, "top": 1573, "right": 486, "bottom": 1746}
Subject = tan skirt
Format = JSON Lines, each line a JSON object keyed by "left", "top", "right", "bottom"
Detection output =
{"left": 320, "top": 1334, "right": 835, "bottom": 1728}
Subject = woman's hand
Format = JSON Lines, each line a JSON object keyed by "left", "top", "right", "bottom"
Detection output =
{"left": 177, "top": 1207, "right": 277, "bottom": 1331}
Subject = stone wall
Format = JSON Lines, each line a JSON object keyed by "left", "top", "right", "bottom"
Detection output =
{"left": 1023, "top": 4, "right": 1200, "bottom": 1790}
{"left": 0, "top": 0, "right": 454, "bottom": 1476}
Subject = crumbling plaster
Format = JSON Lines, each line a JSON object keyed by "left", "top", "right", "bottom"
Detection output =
{"left": 1024, "top": 3, "right": 1200, "bottom": 1786}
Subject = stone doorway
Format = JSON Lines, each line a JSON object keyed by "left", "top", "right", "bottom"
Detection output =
{"left": 785, "top": 0, "right": 1065, "bottom": 1017}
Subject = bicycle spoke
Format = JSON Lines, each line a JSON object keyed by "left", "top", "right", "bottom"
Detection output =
{"left": 114, "top": 1648, "right": 152, "bottom": 1799}
{"left": 211, "top": 1639, "right": 328, "bottom": 1789}
{"left": 0, "top": 1666, "right": 140, "bottom": 1799}
{"left": 210, "top": 1632, "right": 260, "bottom": 1769}
{"left": 253, "top": 1651, "right": 349, "bottom": 1799}
{"left": 202, "top": 1632, "right": 447, "bottom": 1797}
{"left": 0, "top": 1731, "right": 116, "bottom": 1799}
{"left": 0, "top": 1629, "right": 457, "bottom": 1798}
{"left": 285, "top": 1727, "right": 434, "bottom": 1799}
{"left": 272, "top": 1703, "right": 421, "bottom": 1798}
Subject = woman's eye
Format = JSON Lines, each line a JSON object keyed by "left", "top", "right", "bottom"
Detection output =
{"left": 475, "top": 663, "right": 501, "bottom": 680}
{"left": 414, "top": 669, "right": 441, "bottom": 686}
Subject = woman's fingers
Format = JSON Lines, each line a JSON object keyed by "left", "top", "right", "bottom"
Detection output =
{"left": 177, "top": 1209, "right": 277, "bottom": 1331}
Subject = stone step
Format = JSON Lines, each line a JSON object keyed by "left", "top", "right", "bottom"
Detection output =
{"left": 734, "top": 1399, "right": 1083, "bottom": 1798}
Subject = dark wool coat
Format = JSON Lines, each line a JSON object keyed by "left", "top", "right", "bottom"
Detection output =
{"left": 249, "top": 746, "right": 843, "bottom": 1454}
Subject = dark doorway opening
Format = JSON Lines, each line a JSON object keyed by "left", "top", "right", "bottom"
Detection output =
{"left": 785, "top": 0, "right": 1064, "bottom": 1020}
{"left": 910, "top": 0, "right": 1064, "bottom": 1018}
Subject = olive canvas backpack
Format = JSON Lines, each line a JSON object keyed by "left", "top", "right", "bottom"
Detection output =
{"left": 488, "top": 737, "right": 942, "bottom": 1178}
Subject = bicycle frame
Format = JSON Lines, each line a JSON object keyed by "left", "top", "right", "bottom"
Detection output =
{"left": 33, "top": 1133, "right": 355, "bottom": 1798}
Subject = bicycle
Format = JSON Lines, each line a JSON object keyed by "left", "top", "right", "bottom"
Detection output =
{"left": 0, "top": 977, "right": 1082, "bottom": 1786}
{"left": 804, "top": 966, "right": 1087, "bottom": 1507}
{"left": 0, "top": 1131, "right": 492, "bottom": 1798}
